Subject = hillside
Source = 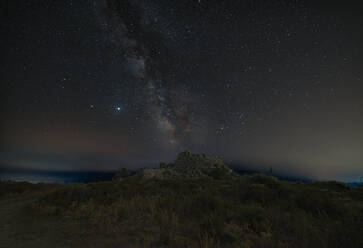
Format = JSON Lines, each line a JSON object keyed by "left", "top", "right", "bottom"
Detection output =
{"left": 1, "top": 172, "right": 362, "bottom": 248}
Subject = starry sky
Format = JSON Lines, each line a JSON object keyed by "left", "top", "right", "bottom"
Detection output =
{"left": 1, "top": 0, "right": 362, "bottom": 181}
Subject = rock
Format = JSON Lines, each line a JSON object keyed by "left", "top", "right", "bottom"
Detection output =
{"left": 137, "top": 151, "right": 238, "bottom": 180}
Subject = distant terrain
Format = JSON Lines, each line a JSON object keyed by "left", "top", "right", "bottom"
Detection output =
{"left": 0, "top": 153, "right": 362, "bottom": 248}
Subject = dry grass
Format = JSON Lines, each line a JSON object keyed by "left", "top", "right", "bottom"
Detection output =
{"left": 1, "top": 176, "right": 362, "bottom": 248}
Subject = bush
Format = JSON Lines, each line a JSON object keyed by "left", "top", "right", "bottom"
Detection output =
{"left": 112, "top": 168, "right": 130, "bottom": 181}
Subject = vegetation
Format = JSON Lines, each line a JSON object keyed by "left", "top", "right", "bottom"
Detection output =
{"left": 112, "top": 168, "right": 131, "bottom": 181}
{"left": 1, "top": 174, "right": 362, "bottom": 248}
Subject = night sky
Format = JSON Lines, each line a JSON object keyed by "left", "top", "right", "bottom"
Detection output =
{"left": 1, "top": 0, "right": 362, "bottom": 181}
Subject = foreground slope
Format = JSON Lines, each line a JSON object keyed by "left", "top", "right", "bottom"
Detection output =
{"left": 1, "top": 174, "right": 362, "bottom": 248}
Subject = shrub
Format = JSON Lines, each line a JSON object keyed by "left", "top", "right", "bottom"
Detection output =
{"left": 112, "top": 168, "right": 130, "bottom": 181}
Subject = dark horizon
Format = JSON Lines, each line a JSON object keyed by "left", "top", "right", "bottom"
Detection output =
{"left": 1, "top": 159, "right": 362, "bottom": 184}
{"left": 1, "top": 0, "right": 363, "bottom": 182}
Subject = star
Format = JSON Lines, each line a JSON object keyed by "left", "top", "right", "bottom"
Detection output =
{"left": 2, "top": 0, "right": 362, "bottom": 183}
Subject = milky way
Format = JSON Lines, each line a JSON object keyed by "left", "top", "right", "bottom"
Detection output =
{"left": 1, "top": 0, "right": 363, "bottom": 181}
{"left": 95, "top": 0, "right": 201, "bottom": 147}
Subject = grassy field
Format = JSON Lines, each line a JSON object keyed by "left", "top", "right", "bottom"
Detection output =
{"left": 1, "top": 175, "right": 362, "bottom": 248}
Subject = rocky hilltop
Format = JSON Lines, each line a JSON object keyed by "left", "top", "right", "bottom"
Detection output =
{"left": 135, "top": 151, "right": 238, "bottom": 180}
